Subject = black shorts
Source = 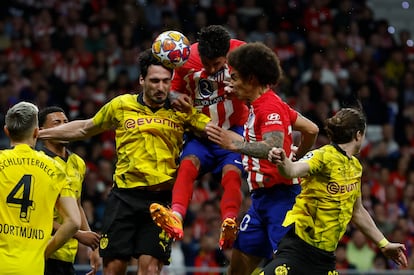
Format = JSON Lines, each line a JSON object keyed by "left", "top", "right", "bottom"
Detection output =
{"left": 99, "top": 187, "right": 172, "bottom": 264}
{"left": 261, "top": 229, "right": 336, "bottom": 275}
{"left": 45, "top": 258, "right": 75, "bottom": 275}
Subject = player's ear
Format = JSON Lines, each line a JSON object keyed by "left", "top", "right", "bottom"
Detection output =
{"left": 33, "top": 127, "right": 39, "bottom": 139}
{"left": 355, "top": 130, "right": 363, "bottom": 141}
{"left": 3, "top": 126, "right": 10, "bottom": 138}
{"left": 249, "top": 75, "right": 258, "bottom": 85}
{"left": 139, "top": 75, "right": 144, "bottom": 85}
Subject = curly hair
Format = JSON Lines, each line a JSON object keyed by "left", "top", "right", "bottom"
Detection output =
{"left": 227, "top": 42, "right": 282, "bottom": 86}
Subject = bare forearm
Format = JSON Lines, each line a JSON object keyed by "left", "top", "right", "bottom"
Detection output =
{"left": 45, "top": 197, "right": 81, "bottom": 258}
{"left": 73, "top": 206, "right": 92, "bottom": 240}
{"left": 293, "top": 114, "right": 319, "bottom": 159}
{"left": 296, "top": 132, "right": 318, "bottom": 159}
{"left": 278, "top": 160, "right": 309, "bottom": 178}
{"left": 79, "top": 206, "right": 91, "bottom": 231}
{"left": 352, "top": 204, "right": 385, "bottom": 244}
{"left": 234, "top": 131, "right": 284, "bottom": 159}
{"left": 45, "top": 218, "right": 79, "bottom": 258}
{"left": 39, "top": 119, "right": 101, "bottom": 141}
{"left": 233, "top": 140, "right": 274, "bottom": 159}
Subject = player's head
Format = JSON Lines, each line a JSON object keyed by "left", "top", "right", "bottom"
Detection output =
{"left": 227, "top": 42, "right": 282, "bottom": 102}
{"left": 4, "top": 101, "right": 39, "bottom": 143}
{"left": 228, "top": 42, "right": 282, "bottom": 87}
{"left": 325, "top": 108, "right": 366, "bottom": 152}
{"left": 139, "top": 49, "right": 173, "bottom": 107}
{"left": 39, "top": 106, "right": 69, "bottom": 145}
{"left": 139, "top": 48, "right": 173, "bottom": 79}
{"left": 197, "top": 25, "right": 231, "bottom": 75}
{"left": 39, "top": 106, "right": 67, "bottom": 128}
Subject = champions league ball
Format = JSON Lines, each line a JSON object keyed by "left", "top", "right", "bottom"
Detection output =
{"left": 151, "top": 30, "right": 191, "bottom": 69}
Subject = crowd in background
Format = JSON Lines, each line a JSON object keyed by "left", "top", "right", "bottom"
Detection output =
{"left": 1, "top": 0, "right": 414, "bottom": 273}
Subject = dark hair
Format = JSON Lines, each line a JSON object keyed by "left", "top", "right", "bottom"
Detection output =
{"left": 38, "top": 106, "right": 65, "bottom": 127}
{"left": 138, "top": 49, "right": 173, "bottom": 79}
{"left": 197, "top": 25, "right": 231, "bottom": 59}
{"left": 228, "top": 42, "right": 283, "bottom": 86}
{"left": 325, "top": 108, "right": 366, "bottom": 144}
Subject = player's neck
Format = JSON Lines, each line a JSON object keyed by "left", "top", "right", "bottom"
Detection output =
{"left": 250, "top": 86, "right": 268, "bottom": 103}
{"left": 337, "top": 142, "right": 355, "bottom": 158}
{"left": 143, "top": 96, "right": 164, "bottom": 110}
{"left": 44, "top": 142, "right": 67, "bottom": 158}
{"left": 11, "top": 140, "right": 35, "bottom": 148}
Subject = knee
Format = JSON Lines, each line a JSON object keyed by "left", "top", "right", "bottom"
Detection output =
{"left": 138, "top": 256, "right": 163, "bottom": 275}
{"left": 182, "top": 155, "right": 200, "bottom": 169}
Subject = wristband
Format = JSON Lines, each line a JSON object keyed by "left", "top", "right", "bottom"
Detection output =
{"left": 378, "top": 238, "right": 389, "bottom": 248}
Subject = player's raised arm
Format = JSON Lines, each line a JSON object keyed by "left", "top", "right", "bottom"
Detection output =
{"left": 292, "top": 113, "right": 319, "bottom": 159}
{"left": 39, "top": 118, "right": 104, "bottom": 141}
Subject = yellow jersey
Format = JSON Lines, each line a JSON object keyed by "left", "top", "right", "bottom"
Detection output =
{"left": 0, "top": 144, "right": 74, "bottom": 275}
{"left": 92, "top": 93, "right": 210, "bottom": 188}
{"left": 283, "top": 144, "right": 362, "bottom": 252}
{"left": 43, "top": 148, "right": 86, "bottom": 263}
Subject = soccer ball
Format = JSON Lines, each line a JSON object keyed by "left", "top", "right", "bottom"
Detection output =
{"left": 152, "top": 30, "right": 191, "bottom": 69}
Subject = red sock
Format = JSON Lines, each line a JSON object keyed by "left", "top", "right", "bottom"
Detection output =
{"left": 220, "top": 170, "right": 242, "bottom": 220}
{"left": 172, "top": 159, "right": 199, "bottom": 218}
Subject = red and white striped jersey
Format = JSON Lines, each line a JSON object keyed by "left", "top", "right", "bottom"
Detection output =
{"left": 171, "top": 39, "right": 248, "bottom": 129}
{"left": 244, "top": 90, "right": 299, "bottom": 190}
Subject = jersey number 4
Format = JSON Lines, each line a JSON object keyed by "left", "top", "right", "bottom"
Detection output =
{"left": 7, "top": 174, "right": 35, "bottom": 222}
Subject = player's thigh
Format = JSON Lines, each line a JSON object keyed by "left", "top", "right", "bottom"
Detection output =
{"left": 134, "top": 215, "right": 172, "bottom": 265}
{"left": 99, "top": 192, "right": 137, "bottom": 258}
{"left": 260, "top": 255, "right": 303, "bottom": 275}
{"left": 211, "top": 144, "right": 244, "bottom": 175}
{"left": 181, "top": 137, "right": 211, "bottom": 161}
{"left": 233, "top": 206, "right": 273, "bottom": 259}
{"left": 264, "top": 231, "right": 337, "bottom": 275}
{"left": 229, "top": 248, "right": 263, "bottom": 275}
{"left": 259, "top": 184, "right": 301, "bottom": 251}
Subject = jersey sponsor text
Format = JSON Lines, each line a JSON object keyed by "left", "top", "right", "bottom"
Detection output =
{"left": 0, "top": 223, "right": 45, "bottom": 240}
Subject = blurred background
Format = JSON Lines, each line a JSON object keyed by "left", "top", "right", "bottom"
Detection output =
{"left": 1, "top": 0, "right": 414, "bottom": 274}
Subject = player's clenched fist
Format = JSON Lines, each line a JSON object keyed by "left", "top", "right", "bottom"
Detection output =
{"left": 268, "top": 147, "right": 286, "bottom": 164}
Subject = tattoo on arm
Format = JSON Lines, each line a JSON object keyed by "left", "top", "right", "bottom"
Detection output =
{"left": 235, "top": 131, "right": 284, "bottom": 159}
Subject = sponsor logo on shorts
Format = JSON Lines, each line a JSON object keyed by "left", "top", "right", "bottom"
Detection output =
{"left": 158, "top": 231, "right": 171, "bottom": 252}
{"left": 274, "top": 264, "right": 290, "bottom": 275}
{"left": 100, "top": 234, "right": 108, "bottom": 249}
